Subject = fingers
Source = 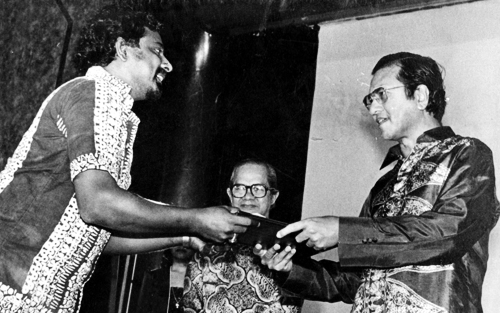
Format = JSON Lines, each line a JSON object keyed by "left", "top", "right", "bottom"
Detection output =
{"left": 258, "top": 244, "right": 295, "bottom": 272}
{"left": 232, "top": 225, "right": 249, "bottom": 234}
{"left": 263, "top": 244, "right": 282, "bottom": 260}
{"left": 228, "top": 206, "right": 240, "bottom": 214}
{"left": 233, "top": 215, "right": 259, "bottom": 227}
{"left": 277, "top": 221, "right": 306, "bottom": 239}
{"left": 253, "top": 243, "right": 266, "bottom": 257}
{"left": 189, "top": 237, "right": 206, "bottom": 252}
{"left": 220, "top": 205, "right": 257, "bottom": 227}
{"left": 297, "top": 230, "right": 316, "bottom": 244}
{"left": 272, "top": 246, "right": 295, "bottom": 271}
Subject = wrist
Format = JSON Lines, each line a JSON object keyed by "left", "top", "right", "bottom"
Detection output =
{"left": 184, "top": 208, "right": 201, "bottom": 234}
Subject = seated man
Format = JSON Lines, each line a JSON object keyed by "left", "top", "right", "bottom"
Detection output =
{"left": 182, "top": 159, "right": 303, "bottom": 313}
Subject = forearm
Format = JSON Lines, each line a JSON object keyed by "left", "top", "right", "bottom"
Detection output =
{"left": 104, "top": 235, "right": 186, "bottom": 255}
{"left": 74, "top": 169, "right": 200, "bottom": 235}
{"left": 339, "top": 141, "right": 499, "bottom": 268}
{"left": 338, "top": 213, "right": 489, "bottom": 267}
{"left": 74, "top": 169, "right": 251, "bottom": 244}
{"left": 280, "top": 259, "right": 361, "bottom": 304}
{"left": 88, "top": 188, "right": 199, "bottom": 235}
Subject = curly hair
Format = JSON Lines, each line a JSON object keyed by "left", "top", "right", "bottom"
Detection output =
{"left": 73, "top": 5, "right": 163, "bottom": 75}
{"left": 372, "top": 52, "right": 447, "bottom": 122}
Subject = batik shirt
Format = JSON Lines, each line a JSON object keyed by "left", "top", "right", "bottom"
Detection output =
{"left": 278, "top": 127, "right": 499, "bottom": 313}
{"left": 183, "top": 244, "right": 303, "bottom": 313}
{"left": 0, "top": 66, "right": 139, "bottom": 312}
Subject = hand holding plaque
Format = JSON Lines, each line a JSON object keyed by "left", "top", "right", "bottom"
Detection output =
{"left": 233, "top": 211, "right": 321, "bottom": 257}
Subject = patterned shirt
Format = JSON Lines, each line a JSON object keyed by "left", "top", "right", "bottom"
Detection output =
{"left": 279, "top": 127, "right": 500, "bottom": 313}
{"left": 0, "top": 66, "right": 139, "bottom": 312}
{"left": 183, "top": 244, "right": 303, "bottom": 313}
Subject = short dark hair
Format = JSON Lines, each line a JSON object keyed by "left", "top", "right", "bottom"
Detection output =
{"left": 229, "top": 158, "right": 278, "bottom": 192}
{"left": 372, "top": 52, "right": 447, "bottom": 122}
{"left": 73, "top": 5, "right": 163, "bottom": 75}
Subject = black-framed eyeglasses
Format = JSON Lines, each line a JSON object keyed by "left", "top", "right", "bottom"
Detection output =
{"left": 230, "top": 184, "right": 276, "bottom": 198}
{"left": 362, "top": 85, "right": 405, "bottom": 110}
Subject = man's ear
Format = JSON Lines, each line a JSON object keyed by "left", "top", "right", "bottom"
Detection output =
{"left": 271, "top": 191, "right": 279, "bottom": 206}
{"left": 226, "top": 188, "right": 232, "bottom": 202}
{"left": 115, "top": 37, "right": 128, "bottom": 61}
{"left": 415, "top": 84, "right": 430, "bottom": 110}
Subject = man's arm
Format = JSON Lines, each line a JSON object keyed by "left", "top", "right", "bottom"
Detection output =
{"left": 254, "top": 244, "right": 361, "bottom": 303}
{"left": 276, "top": 216, "right": 339, "bottom": 251}
{"left": 74, "top": 169, "right": 255, "bottom": 243}
{"left": 103, "top": 235, "right": 204, "bottom": 255}
{"left": 338, "top": 140, "right": 500, "bottom": 267}
{"left": 277, "top": 140, "right": 500, "bottom": 268}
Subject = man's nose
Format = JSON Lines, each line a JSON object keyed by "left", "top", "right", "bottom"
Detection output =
{"left": 161, "top": 56, "right": 173, "bottom": 73}
{"left": 243, "top": 189, "right": 255, "bottom": 199}
{"left": 369, "top": 100, "right": 383, "bottom": 116}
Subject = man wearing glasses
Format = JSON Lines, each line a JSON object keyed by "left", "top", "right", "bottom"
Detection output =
{"left": 182, "top": 159, "right": 303, "bottom": 313}
{"left": 255, "top": 52, "right": 500, "bottom": 312}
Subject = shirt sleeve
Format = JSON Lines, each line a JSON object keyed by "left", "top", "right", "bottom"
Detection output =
{"left": 53, "top": 79, "right": 119, "bottom": 181}
{"left": 338, "top": 139, "right": 500, "bottom": 268}
{"left": 278, "top": 258, "right": 362, "bottom": 304}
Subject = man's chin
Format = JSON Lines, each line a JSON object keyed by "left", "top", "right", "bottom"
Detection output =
{"left": 239, "top": 206, "right": 266, "bottom": 216}
{"left": 145, "top": 88, "right": 162, "bottom": 101}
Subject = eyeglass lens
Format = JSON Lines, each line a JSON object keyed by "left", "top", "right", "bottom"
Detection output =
{"left": 363, "top": 87, "right": 387, "bottom": 109}
{"left": 231, "top": 184, "right": 268, "bottom": 198}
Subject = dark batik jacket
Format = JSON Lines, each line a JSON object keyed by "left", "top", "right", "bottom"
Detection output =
{"left": 279, "top": 127, "right": 500, "bottom": 313}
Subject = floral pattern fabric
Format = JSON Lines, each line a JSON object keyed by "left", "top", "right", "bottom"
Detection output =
{"left": 183, "top": 245, "right": 303, "bottom": 313}
{"left": 0, "top": 67, "right": 138, "bottom": 312}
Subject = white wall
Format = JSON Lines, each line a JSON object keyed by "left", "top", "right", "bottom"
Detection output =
{"left": 301, "top": 1, "right": 500, "bottom": 312}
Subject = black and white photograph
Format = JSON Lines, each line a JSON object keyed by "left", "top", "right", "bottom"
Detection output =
{"left": 1, "top": 1, "right": 499, "bottom": 312}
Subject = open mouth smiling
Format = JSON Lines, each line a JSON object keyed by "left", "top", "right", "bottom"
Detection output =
{"left": 155, "top": 69, "right": 166, "bottom": 84}
{"left": 376, "top": 117, "right": 389, "bottom": 125}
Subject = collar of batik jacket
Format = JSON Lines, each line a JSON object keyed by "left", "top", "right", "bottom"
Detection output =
{"left": 380, "top": 126, "right": 456, "bottom": 170}
{"left": 85, "top": 66, "right": 134, "bottom": 111}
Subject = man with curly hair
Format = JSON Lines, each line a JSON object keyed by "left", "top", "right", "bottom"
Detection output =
{"left": 255, "top": 52, "right": 500, "bottom": 313}
{"left": 0, "top": 6, "right": 254, "bottom": 313}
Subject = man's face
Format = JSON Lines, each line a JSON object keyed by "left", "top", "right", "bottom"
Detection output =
{"left": 226, "top": 164, "right": 278, "bottom": 218}
{"left": 127, "top": 28, "right": 172, "bottom": 101}
{"left": 367, "top": 65, "right": 421, "bottom": 142}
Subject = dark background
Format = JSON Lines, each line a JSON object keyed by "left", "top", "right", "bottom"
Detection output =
{"left": 130, "top": 24, "right": 318, "bottom": 222}
{"left": 0, "top": 0, "right": 476, "bottom": 312}
{"left": 0, "top": 1, "right": 318, "bottom": 312}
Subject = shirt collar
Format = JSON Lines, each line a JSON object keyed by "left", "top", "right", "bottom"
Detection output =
{"left": 85, "top": 66, "right": 134, "bottom": 111}
{"left": 380, "top": 126, "right": 455, "bottom": 169}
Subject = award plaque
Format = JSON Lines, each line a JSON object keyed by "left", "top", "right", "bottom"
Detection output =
{"left": 235, "top": 211, "right": 320, "bottom": 257}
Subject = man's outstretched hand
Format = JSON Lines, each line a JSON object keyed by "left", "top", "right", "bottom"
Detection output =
{"left": 277, "top": 216, "right": 339, "bottom": 251}
{"left": 194, "top": 206, "right": 258, "bottom": 243}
